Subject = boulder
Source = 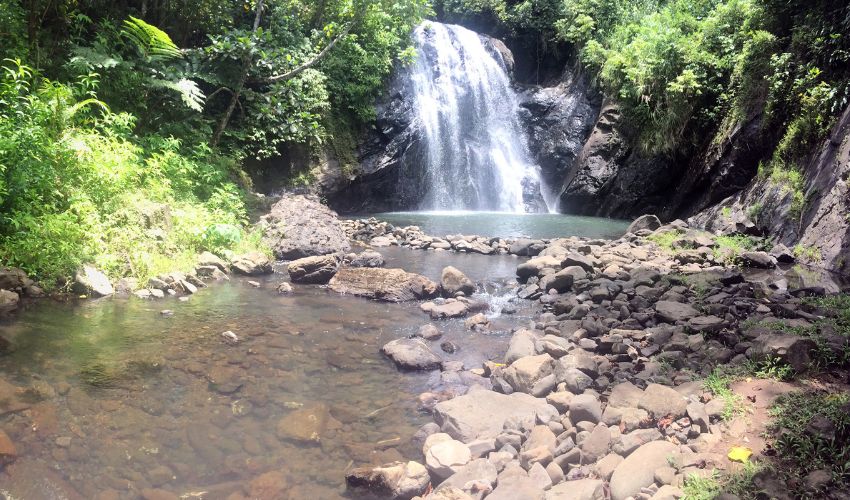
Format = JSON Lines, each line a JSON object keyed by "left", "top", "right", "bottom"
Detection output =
{"left": 424, "top": 300, "right": 470, "bottom": 319}
{"left": 345, "top": 461, "right": 430, "bottom": 499}
{"left": 545, "top": 478, "right": 605, "bottom": 500}
{"left": 751, "top": 333, "right": 816, "bottom": 372}
{"left": 0, "top": 290, "right": 20, "bottom": 313}
{"left": 504, "top": 354, "right": 554, "bottom": 394}
{"left": 569, "top": 394, "right": 602, "bottom": 425}
{"left": 441, "top": 266, "right": 475, "bottom": 297}
{"left": 505, "top": 329, "right": 538, "bottom": 364}
{"left": 638, "top": 384, "right": 688, "bottom": 419}
{"left": 434, "top": 391, "right": 558, "bottom": 442}
{"left": 349, "top": 251, "right": 385, "bottom": 268}
{"left": 261, "top": 194, "right": 350, "bottom": 259}
{"left": 609, "top": 441, "right": 678, "bottom": 500}
{"left": 655, "top": 301, "right": 699, "bottom": 323}
{"left": 287, "top": 255, "right": 339, "bottom": 284}
{"left": 425, "top": 438, "right": 472, "bottom": 480}
{"left": 627, "top": 215, "right": 662, "bottom": 234}
{"left": 487, "top": 476, "right": 545, "bottom": 500}
{"left": 436, "top": 458, "right": 498, "bottom": 496}
{"left": 740, "top": 251, "right": 776, "bottom": 269}
{"left": 72, "top": 265, "right": 114, "bottom": 297}
{"left": 381, "top": 338, "right": 442, "bottom": 371}
{"left": 517, "top": 256, "right": 562, "bottom": 281}
{"left": 231, "top": 252, "right": 273, "bottom": 275}
{"left": 329, "top": 267, "right": 439, "bottom": 302}
{"left": 197, "top": 251, "right": 228, "bottom": 272}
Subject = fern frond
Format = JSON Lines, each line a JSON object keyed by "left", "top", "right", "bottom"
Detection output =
{"left": 63, "top": 98, "right": 110, "bottom": 121}
{"left": 149, "top": 78, "right": 205, "bottom": 112}
{"left": 122, "top": 16, "right": 182, "bottom": 61}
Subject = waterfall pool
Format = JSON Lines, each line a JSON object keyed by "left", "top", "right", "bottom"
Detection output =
{"left": 348, "top": 212, "right": 631, "bottom": 240}
{"left": 0, "top": 248, "right": 538, "bottom": 499}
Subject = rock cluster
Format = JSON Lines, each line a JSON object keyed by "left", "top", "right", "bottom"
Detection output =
{"left": 349, "top": 215, "right": 847, "bottom": 500}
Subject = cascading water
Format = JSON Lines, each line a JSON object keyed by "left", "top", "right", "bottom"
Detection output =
{"left": 410, "top": 22, "right": 548, "bottom": 213}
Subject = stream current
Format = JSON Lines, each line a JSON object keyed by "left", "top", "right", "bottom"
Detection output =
{"left": 0, "top": 247, "right": 537, "bottom": 499}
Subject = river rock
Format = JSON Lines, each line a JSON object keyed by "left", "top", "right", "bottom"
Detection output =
{"left": 231, "top": 252, "right": 273, "bottom": 275}
{"left": 197, "top": 251, "right": 228, "bottom": 271}
{"left": 349, "top": 250, "right": 385, "bottom": 268}
{"left": 261, "top": 194, "right": 350, "bottom": 259}
{"left": 517, "top": 256, "right": 562, "bottom": 281}
{"left": 638, "top": 384, "right": 688, "bottom": 419}
{"left": 0, "top": 429, "right": 16, "bottom": 464}
{"left": 436, "top": 458, "right": 498, "bottom": 497}
{"left": 545, "top": 478, "right": 605, "bottom": 500}
{"left": 740, "top": 251, "right": 775, "bottom": 269}
{"left": 276, "top": 403, "right": 330, "bottom": 443}
{"left": 426, "top": 438, "right": 472, "bottom": 480}
{"left": 72, "top": 265, "right": 114, "bottom": 297}
{"left": 627, "top": 215, "right": 662, "bottom": 234}
{"left": 287, "top": 255, "right": 339, "bottom": 284}
{"left": 441, "top": 266, "right": 475, "bottom": 297}
{"left": 248, "top": 471, "right": 288, "bottom": 499}
{"left": 434, "top": 390, "right": 558, "bottom": 442}
{"left": 487, "top": 476, "right": 545, "bottom": 500}
{"left": 381, "top": 338, "right": 442, "bottom": 371}
{"left": 346, "top": 460, "right": 430, "bottom": 499}
{"left": 504, "top": 354, "right": 554, "bottom": 394}
{"left": 655, "top": 301, "right": 699, "bottom": 323}
{"left": 423, "top": 300, "right": 470, "bottom": 319}
{"left": 609, "top": 441, "right": 678, "bottom": 500}
{"left": 0, "top": 289, "right": 19, "bottom": 313}
{"left": 569, "top": 394, "right": 602, "bottom": 425}
{"left": 329, "top": 267, "right": 439, "bottom": 302}
{"left": 751, "top": 333, "right": 816, "bottom": 372}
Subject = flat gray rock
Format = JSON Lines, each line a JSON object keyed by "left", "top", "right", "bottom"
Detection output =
{"left": 381, "top": 338, "right": 442, "bottom": 371}
{"left": 610, "top": 441, "right": 678, "bottom": 500}
{"left": 434, "top": 391, "right": 558, "bottom": 442}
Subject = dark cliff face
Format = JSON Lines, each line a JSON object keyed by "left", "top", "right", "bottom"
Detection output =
{"left": 516, "top": 67, "right": 601, "bottom": 202}
{"left": 691, "top": 104, "right": 850, "bottom": 273}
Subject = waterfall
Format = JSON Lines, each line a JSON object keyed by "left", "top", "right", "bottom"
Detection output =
{"left": 410, "top": 22, "right": 546, "bottom": 213}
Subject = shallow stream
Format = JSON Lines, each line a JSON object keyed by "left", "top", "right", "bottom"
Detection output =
{"left": 0, "top": 248, "right": 537, "bottom": 499}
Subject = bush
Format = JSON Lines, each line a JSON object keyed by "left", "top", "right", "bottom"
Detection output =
{"left": 0, "top": 60, "right": 266, "bottom": 288}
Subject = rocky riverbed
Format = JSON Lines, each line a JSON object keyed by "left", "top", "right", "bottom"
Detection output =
{"left": 337, "top": 213, "right": 850, "bottom": 500}
{"left": 1, "top": 195, "right": 848, "bottom": 499}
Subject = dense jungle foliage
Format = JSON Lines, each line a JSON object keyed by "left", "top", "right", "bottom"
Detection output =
{"left": 0, "top": 0, "right": 428, "bottom": 287}
{"left": 437, "top": 0, "right": 850, "bottom": 203}
{"left": 2, "top": 0, "right": 849, "bottom": 288}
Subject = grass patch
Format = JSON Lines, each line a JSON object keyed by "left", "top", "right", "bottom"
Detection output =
{"left": 704, "top": 368, "right": 747, "bottom": 421}
{"left": 767, "top": 390, "right": 850, "bottom": 493}
{"left": 682, "top": 461, "right": 765, "bottom": 499}
{"left": 713, "top": 234, "right": 758, "bottom": 264}
{"left": 647, "top": 229, "right": 683, "bottom": 251}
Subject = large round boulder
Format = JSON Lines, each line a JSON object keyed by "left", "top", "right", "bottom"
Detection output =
{"left": 261, "top": 194, "right": 351, "bottom": 260}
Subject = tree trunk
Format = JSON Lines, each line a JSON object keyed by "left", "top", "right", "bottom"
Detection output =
{"left": 210, "top": 0, "right": 264, "bottom": 148}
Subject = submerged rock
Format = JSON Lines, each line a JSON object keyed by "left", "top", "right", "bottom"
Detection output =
{"left": 261, "top": 194, "right": 351, "bottom": 259}
{"left": 381, "top": 338, "right": 442, "bottom": 371}
{"left": 329, "top": 267, "right": 439, "bottom": 302}
{"left": 276, "top": 403, "right": 330, "bottom": 443}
